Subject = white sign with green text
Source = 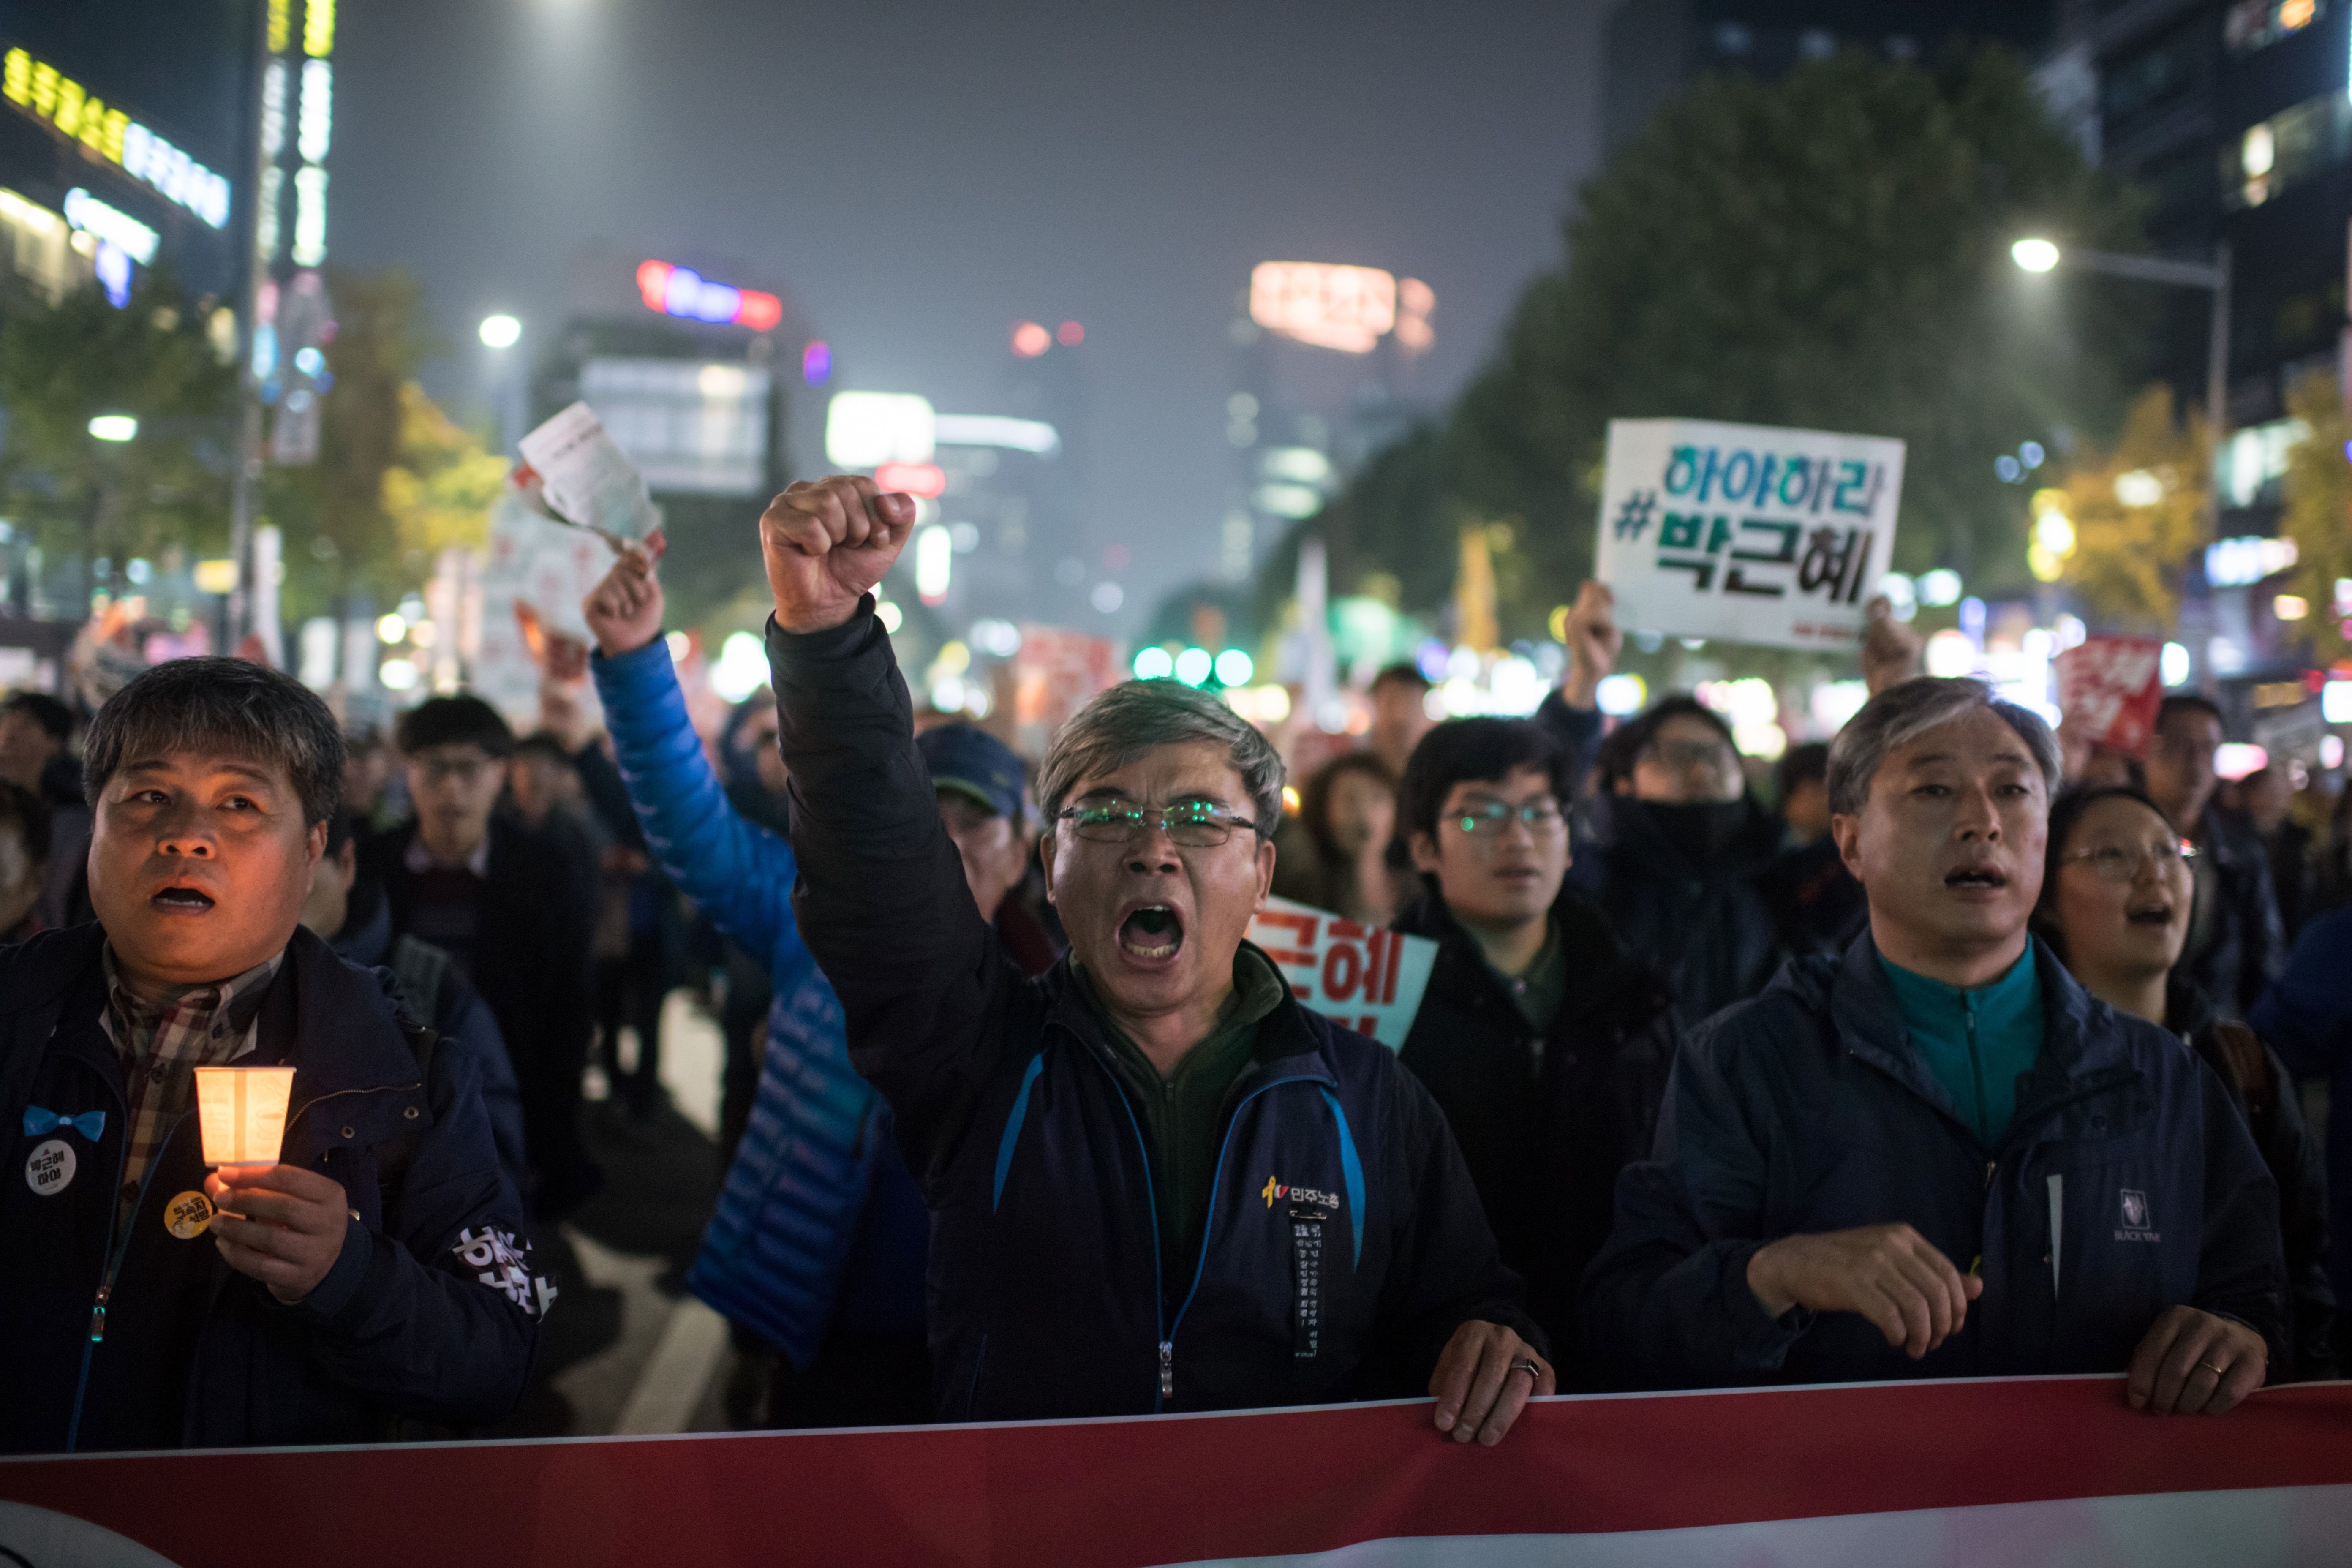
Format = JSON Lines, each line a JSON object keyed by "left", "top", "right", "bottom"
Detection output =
{"left": 1593, "top": 418, "right": 1905, "bottom": 651}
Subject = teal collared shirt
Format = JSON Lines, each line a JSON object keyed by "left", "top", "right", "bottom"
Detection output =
{"left": 1876, "top": 947, "right": 2043, "bottom": 1149}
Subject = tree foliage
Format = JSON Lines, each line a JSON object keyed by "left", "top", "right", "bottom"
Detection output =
{"left": 1272, "top": 45, "right": 2152, "bottom": 643}
{"left": 381, "top": 381, "right": 504, "bottom": 564}
{"left": 2277, "top": 372, "right": 2351, "bottom": 665}
{"left": 264, "top": 267, "right": 446, "bottom": 620}
{"left": 2042, "top": 385, "right": 2208, "bottom": 632}
{"left": 0, "top": 267, "right": 236, "bottom": 568}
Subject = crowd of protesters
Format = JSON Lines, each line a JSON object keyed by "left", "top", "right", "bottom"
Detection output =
{"left": 3, "top": 472, "right": 2350, "bottom": 1460}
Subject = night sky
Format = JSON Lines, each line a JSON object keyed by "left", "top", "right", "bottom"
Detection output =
{"left": 332, "top": 0, "right": 1605, "bottom": 626}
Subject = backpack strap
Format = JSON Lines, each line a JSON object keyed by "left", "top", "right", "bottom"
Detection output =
{"left": 388, "top": 935, "right": 452, "bottom": 1080}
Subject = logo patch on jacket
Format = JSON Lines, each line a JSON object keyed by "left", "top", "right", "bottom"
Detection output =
{"left": 1261, "top": 1177, "right": 1341, "bottom": 1211}
{"left": 455, "top": 1225, "right": 559, "bottom": 1317}
{"left": 2115, "top": 1187, "right": 2159, "bottom": 1243}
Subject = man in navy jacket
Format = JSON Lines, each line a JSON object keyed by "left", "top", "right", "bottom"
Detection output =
{"left": 757, "top": 476, "right": 1547, "bottom": 1442}
{"left": 1582, "top": 677, "right": 2285, "bottom": 1414}
{"left": 0, "top": 658, "right": 541, "bottom": 1453}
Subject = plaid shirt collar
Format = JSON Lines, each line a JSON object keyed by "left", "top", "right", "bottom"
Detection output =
{"left": 102, "top": 947, "right": 285, "bottom": 1061}
{"left": 101, "top": 946, "right": 286, "bottom": 1193}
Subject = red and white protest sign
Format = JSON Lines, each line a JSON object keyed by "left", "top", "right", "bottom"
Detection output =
{"left": 5, "top": 1377, "right": 2351, "bottom": 1567}
{"left": 1006, "top": 626, "right": 1120, "bottom": 757}
{"left": 1248, "top": 896, "right": 1436, "bottom": 1046}
{"left": 2054, "top": 636, "right": 2165, "bottom": 758}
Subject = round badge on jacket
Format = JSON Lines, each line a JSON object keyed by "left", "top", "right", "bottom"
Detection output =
{"left": 24, "top": 1138, "right": 74, "bottom": 1196}
{"left": 164, "top": 1190, "right": 214, "bottom": 1239}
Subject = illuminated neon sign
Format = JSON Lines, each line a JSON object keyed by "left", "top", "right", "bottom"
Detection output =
{"left": 636, "top": 259, "right": 783, "bottom": 332}
{"left": 2, "top": 48, "right": 231, "bottom": 228}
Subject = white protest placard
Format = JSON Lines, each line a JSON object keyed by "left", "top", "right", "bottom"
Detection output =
{"left": 1593, "top": 418, "right": 1905, "bottom": 651}
{"left": 516, "top": 401, "right": 662, "bottom": 544}
{"left": 1246, "top": 896, "right": 1437, "bottom": 1050}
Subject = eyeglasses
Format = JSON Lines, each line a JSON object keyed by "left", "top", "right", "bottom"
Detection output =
{"left": 414, "top": 755, "right": 498, "bottom": 784}
{"left": 2061, "top": 839, "right": 2198, "bottom": 884}
{"left": 1058, "top": 800, "right": 1262, "bottom": 848}
{"left": 1448, "top": 798, "right": 1567, "bottom": 838}
{"left": 1644, "top": 738, "right": 1740, "bottom": 776}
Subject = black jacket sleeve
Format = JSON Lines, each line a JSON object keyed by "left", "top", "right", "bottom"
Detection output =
{"left": 1363, "top": 1063, "right": 1548, "bottom": 1391}
{"left": 765, "top": 605, "right": 1022, "bottom": 1188}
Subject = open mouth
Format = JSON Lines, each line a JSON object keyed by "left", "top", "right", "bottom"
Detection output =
{"left": 152, "top": 885, "right": 216, "bottom": 912}
{"left": 1943, "top": 866, "right": 2007, "bottom": 892}
{"left": 1118, "top": 904, "right": 1184, "bottom": 961}
{"left": 2127, "top": 904, "right": 2175, "bottom": 927}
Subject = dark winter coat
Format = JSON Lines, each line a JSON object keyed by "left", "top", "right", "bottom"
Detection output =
{"left": 360, "top": 817, "right": 598, "bottom": 1203}
{"left": 0, "top": 925, "right": 540, "bottom": 1453}
{"left": 2178, "top": 805, "right": 2288, "bottom": 1022}
{"left": 2172, "top": 977, "right": 2337, "bottom": 1380}
{"left": 1568, "top": 791, "right": 1792, "bottom": 1027}
{"left": 1392, "top": 885, "right": 1676, "bottom": 1366}
{"left": 1581, "top": 933, "right": 2288, "bottom": 1391}
{"left": 767, "top": 603, "right": 1541, "bottom": 1421}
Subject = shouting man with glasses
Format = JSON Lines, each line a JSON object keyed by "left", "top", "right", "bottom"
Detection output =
{"left": 758, "top": 476, "right": 1549, "bottom": 1439}
{"left": 1582, "top": 677, "right": 2287, "bottom": 1414}
{"left": 1390, "top": 719, "right": 1677, "bottom": 1371}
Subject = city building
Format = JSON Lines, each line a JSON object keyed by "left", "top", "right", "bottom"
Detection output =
{"left": 1226, "top": 261, "right": 1437, "bottom": 593}
{"left": 0, "top": 1, "right": 253, "bottom": 308}
{"left": 530, "top": 250, "right": 818, "bottom": 623}
{"left": 2042, "top": 0, "right": 2349, "bottom": 707}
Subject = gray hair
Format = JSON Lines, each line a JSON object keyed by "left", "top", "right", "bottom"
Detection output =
{"left": 84, "top": 656, "right": 346, "bottom": 827}
{"left": 1826, "top": 676, "right": 2060, "bottom": 818}
{"left": 1037, "top": 679, "right": 1287, "bottom": 834}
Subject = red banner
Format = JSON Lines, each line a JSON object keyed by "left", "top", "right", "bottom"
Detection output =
{"left": 4, "top": 1377, "right": 2352, "bottom": 1566}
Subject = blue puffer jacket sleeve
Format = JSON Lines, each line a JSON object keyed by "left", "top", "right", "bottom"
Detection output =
{"left": 591, "top": 640, "right": 797, "bottom": 955}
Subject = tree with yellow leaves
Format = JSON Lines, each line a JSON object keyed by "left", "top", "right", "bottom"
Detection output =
{"left": 2276, "top": 371, "right": 2351, "bottom": 666}
{"left": 381, "top": 381, "right": 506, "bottom": 562}
{"left": 2034, "top": 385, "right": 2209, "bottom": 633}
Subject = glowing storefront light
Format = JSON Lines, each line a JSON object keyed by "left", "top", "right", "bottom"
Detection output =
{"left": 2, "top": 48, "right": 231, "bottom": 227}
{"left": 633, "top": 259, "right": 783, "bottom": 331}
{"left": 932, "top": 414, "right": 1060, "bottom": 454}
{"left": 915, "top": 525, "right": 953, "bottom": 605}
{"left": 825, "top": 391, "right": 935, "bottom": 468}
{"left": 63, "top": 188, "right": 156, "bottom": 264}
{"left": 291, "top": 166, "right": 328, "bottom": 265}
{"left": 298, "top": 59, "right": 332, "bottom": 161}
{"left": 1249, "top": 261, "right": 1398, "bottom": 353}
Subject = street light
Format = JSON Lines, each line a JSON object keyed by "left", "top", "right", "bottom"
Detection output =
{"left": 2010, "top": 234, "right": 2232, "bottom": 515}
{"left": 2010, "top": 238, "right": 2060, "bottom": 273}
{"left": 478, "top": 313, "right": 521, "bottom": 348}
{"left": 88, "top": 414, "right": 137, "bottom": 441}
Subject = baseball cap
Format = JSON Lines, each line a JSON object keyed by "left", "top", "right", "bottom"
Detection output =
{"left": 917, "top": 724, "right": 1026, "bottom": 822}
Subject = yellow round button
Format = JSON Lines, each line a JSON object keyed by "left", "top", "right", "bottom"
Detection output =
{"left": 164, "top": 1190, "right": 214, "bottom": 1240}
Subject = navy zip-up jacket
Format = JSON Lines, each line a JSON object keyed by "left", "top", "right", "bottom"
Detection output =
{"left": 767, "top": 604, "right": 1541, "bottom": 1421}
{"left": 0, "top": 925, "right": 542, "bottom": 1453}
{"left": 1580, "top": 932, "right": 2287, "bottom": 1390}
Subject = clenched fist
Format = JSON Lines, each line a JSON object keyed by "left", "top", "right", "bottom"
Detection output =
{"left": 761, "top": 476, "right": 918, "bottom": 634}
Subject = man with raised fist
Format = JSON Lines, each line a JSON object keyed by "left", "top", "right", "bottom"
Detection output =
{"left": 757, "top": 476, "right": 1549, "bottom": 1442}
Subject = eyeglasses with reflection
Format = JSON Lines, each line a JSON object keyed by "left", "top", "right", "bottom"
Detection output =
{"left": 1448, "top": 798, "right": 1567, "bottom": 838}
{"left": 2061, "top": 839, "right": 2199, "bottom": 884}
{"left": 1643, "top": 738, "right": 1740, "bottom": 777}
{"left": 1056, "top": 800, "right": 1263, "bottom": 847}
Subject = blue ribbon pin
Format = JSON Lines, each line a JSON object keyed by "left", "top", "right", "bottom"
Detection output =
{"left": 23, "top": 1107, "right": 106, "bottom": 1141}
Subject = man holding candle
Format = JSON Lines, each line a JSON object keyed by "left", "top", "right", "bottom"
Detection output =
{"left": 0, "top": 657, "right": 542, "bottom": 1454}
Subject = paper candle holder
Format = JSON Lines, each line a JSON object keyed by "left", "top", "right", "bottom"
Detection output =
{"left": 193, "top": 1066, "right": 296, "bottom": 1168}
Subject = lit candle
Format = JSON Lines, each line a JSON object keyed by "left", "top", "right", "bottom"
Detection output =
{"left": 193, "top": 1066, "right": 297, "bottom": 1168}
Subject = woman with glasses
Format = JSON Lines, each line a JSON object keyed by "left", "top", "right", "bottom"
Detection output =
{"left": 2035, "top": 784, "right": 2336, "bottom": 1379}
{"left": 1391, "top": 719, "right": 1677, "bottom": 1371}
{"left": 1575, "top": 696, "right": 1793, "bottom": 1026}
